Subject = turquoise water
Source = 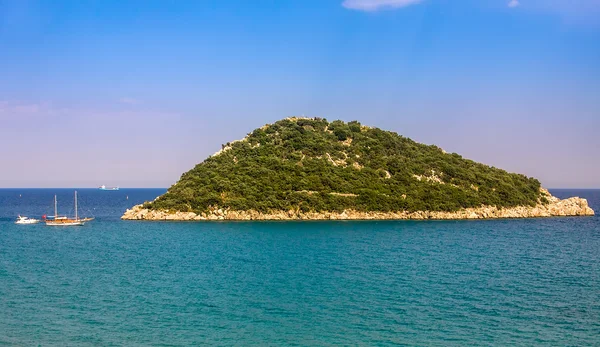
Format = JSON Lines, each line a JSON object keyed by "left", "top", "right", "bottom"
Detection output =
{"left": 1, "top": 189, "right": 599, "bottom": 345}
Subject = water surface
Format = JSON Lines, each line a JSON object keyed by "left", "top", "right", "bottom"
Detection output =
{"left": 1, "top": 189, "right": 599, "bottom": 345}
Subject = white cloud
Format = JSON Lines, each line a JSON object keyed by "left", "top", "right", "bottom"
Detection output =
{"left": 508, "top": 0, "right": 520, "bottom": 8}
{"left": 342, "top": 0, "right": 422, "bottom": 12}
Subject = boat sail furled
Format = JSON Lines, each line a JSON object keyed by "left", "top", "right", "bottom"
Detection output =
{"left": 45, "top": 191, "right": 94, "bottom": 226}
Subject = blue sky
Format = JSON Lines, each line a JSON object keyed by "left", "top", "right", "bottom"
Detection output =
{"left": 1, "top": 0, "right": 599, "bottom": 188}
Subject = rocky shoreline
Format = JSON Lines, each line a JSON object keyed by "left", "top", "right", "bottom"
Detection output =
{"left": 122, "top": 192, "right": 594, "bottom": 221}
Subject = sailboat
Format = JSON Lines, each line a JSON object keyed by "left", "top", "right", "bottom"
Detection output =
{"left": 45, "top": 191, "right": 94, "bottom": 226}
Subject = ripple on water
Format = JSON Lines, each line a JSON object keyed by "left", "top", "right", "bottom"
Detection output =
{"left": 0, "top": 189, "right": 599, "bottom": 345}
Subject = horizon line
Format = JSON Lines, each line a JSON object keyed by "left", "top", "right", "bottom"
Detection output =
{"left": 1, "top": 187, "right": 599, "bottom": 190}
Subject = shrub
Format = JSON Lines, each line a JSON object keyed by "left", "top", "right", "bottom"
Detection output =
{"left": 149, "top": 118, "right": 542, "bottom": 214}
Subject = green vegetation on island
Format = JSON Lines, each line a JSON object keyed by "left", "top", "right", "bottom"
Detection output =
{"left": 147, "top": 117, "right": 542, "bottom": 214}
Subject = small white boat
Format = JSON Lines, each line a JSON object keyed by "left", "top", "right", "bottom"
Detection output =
{"left": 15, "top": 215, "right": 40, "bottom": 224}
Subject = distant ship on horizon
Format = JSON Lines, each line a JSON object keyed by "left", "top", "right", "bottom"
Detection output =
{"left": 99, "top": 185, "right": 119, "bottom": 191}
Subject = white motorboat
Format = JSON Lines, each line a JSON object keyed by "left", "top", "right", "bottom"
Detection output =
{"left": 15, "top": 215, "right": 40, "bottom": 224}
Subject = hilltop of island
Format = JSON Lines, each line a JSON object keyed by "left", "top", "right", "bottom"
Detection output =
{"left": 123, "top": 117, "right": 594, "bottom": 220}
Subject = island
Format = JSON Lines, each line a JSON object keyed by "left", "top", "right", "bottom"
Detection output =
{"left": 123, "top": 117, "right": 594, "bottom": 221}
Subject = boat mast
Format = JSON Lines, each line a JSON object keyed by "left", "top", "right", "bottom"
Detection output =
{"left": 54, "top": 195, "right": 57, "bottom": 218}
{"left": 75, "top": 191, "right": 78, "bottom": 220}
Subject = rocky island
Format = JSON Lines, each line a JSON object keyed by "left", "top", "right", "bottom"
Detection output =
{"left": 123, "top": 117, "right": 594, "bottom": 221}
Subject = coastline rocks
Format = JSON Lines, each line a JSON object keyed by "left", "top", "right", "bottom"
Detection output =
{"left": 121, "top": 193, "right": 595, "bottom": 221}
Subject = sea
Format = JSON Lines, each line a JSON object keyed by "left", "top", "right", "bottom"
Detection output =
{"left": 0, "top": 188, "right": 599, "bottom": 346}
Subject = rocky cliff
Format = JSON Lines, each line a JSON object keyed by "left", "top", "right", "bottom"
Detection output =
{"left": 122, "top": 189, "right": 594, "bottom": 221}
